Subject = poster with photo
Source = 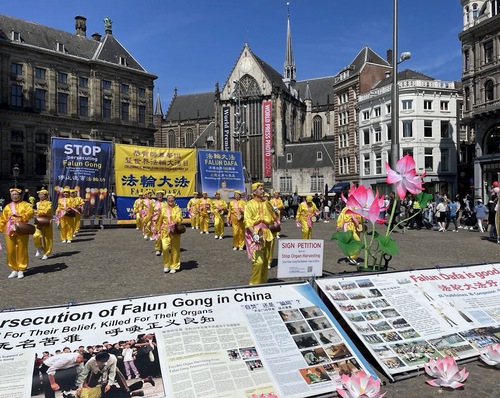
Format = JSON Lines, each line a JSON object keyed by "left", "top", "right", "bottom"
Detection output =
{"left": 315, "top": 263, "right": 500, "bottom": 380}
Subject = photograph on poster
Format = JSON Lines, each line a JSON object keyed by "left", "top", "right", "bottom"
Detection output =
{"left": 245, "top": 359, "right": 264, "bottom": 371}
{"left": 373, "top": 345, "right": 396, "bottom": 358}
{"left": 379, "top": 331, "right": 403, "bottom": 342}
{"left": 362, "top": 334, "right": 384, "bottom": 344}
{"left": 285, "top": 320, "right": 311, "bottom": 334}
{"left": 278, "top": 309, "right": 303, "bottom": 322}
{"left": 361, "top": 310, "right": 382, "bottom": 321}
{"left": 314, "top": 330, "right": 341, "bottom": 345}
{"left": 390, "top": 340, "right": 440, "bottom": 365}
{"left": 345, "top": 290, "right": 366, "bottom": 300}
{"left": 356, "top": 279, "right": 375, "bottom": 288}
{"left": 355, "top": 301, "right": 374, "bottom": 310}
{"left": 381, "top": 356, "right": 406, "bottom": 370}
{"left": 398, "top": 329, "right": 421, "bottom": 339}
{"left": 299, "top": 366, "right": 331, "bottom": 385}
{"left": 324, "top": 343, "right": 351, "bottom": 361}
{"left": 381, "top": 308, "right": 401, "bottom": 318}
{"left": 292, "top": 333, "right": 320, "bottom": 349}
{"left": 227, "top": 349, "right": 241, "bottom": 361}
{"left": 427, "top": 334, "right": 476, "bottom": 357}
{"left": 460, "top": 326, "right": 500, "bottom": 348}
{"left": 338, "top": 302, "right": 356, "bottom": 312}
{"left": 338, "top": 281, "right": 358, "bottom": 290}
{"left": 239, "top": 347, "right": 259, "bottom": 359}
{"left": 301, "top": 347, "right": 329, "bottom": 365}
{"left": 299, "top": 306, "right": 322, "bottom": 318}
{"left": 353, "top": 323, "right": 374, "bottom": 334}
{"left": 326, "top": 358, "right": 361, "bottom": 376}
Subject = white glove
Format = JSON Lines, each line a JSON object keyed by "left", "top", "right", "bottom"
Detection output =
{"left": 252, "top": 233, "right": 260, "bottom": 243}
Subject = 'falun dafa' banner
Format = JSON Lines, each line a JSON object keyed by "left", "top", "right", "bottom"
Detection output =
{"left": 114, "top": 144, "right": 196, "bottom": 222}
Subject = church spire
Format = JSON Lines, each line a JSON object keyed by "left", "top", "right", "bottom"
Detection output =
{"left": 283, "top": 2, "right": 296, "bottom": 87}
{"left": 154, "top": 91, "right": 163, "bottom": 116}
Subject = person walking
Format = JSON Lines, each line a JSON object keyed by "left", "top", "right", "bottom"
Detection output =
{"left": 228, "top": 190, "right": 245, "bottom": 250}
{"left": 296, "top": 195, "right": 320, "bottom": 239}
{"left": 187, "top": 192, "right": 200, "bottom": 230}
{"left": 211, "top": 191, "right": 227, "bottom": 240}
{"left": 70, "top": 189, "right": 85, "bottom": 236}
{"left": 56, "top": 188, "right": 75, "bottom": 243}
{"left": 198, "top": 192, "right": 212, "bottom": 234}
{"left": 33, "top": 189, "right": 53, "bottom": 260}
{"left": 0, "top": 188, "right": 35, "bottom": 279}
{"left": 151, "top": 191, "right": 166, "bottom": 256}
{"left": 132, "top": 193, "right": 145, "bottom": 231}
{"left": 435, "top": 197, "right": 448, "bottom": 232}
{"left": 445, "top": 199, "right": 459, "bottom": 232}
{"left": 474, "top": 198, "right": 488, "bottom": 233}
{"left": 158, "top": 194, "right": 183, "bottom": 274}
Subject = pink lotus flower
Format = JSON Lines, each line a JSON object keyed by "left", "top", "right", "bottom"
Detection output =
{"left": 480, "top": 343, "right": 500, "bottom": 367}
{"left": 385, "top": 155, "right": 425, "bottom": 200}
{"left": 344, "top": 185, "right": 386, "bottom": 224}
{"left": 336, "top": 370, "right": 386, "bottom": 398}
{"left": 424, "top": 357, "right": 469, "bottom": 389}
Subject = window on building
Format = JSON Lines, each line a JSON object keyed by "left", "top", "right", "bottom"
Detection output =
{"left": 186, "top": 129, "right": 194, "bottom": 147}
{"left": 35, "top": 132, "right": 48, "bottom": 144}
{"left": 280, "top": 176, "right": 292, "bottom": 193}
{"left": 313, "top": 116, "right": 322, "bottom": 140}
{"left": 441, "top": 121, "right": 450, "bottom": 138}
{"left": 424, "top": 100, "right": 433, "bottom": 110}
{"left": 138, "top": 105, "right": 146, "bottom": 123}
{"left": 375, "top": 153, "right": 382, "bottom": 175}
{"left": 317, "top": 151, "right": 323, "bottom": 161}
{"left": 79, "top": 77, "right": 89, "bottom": 88}
{"left": 11, "top": 31, "right": 21, "bottom": 41}
{"left": 338, "top": 92, "right": 348, "bottom": 104}
{"left": 310, "top": 175, "right": 324, "bottom": 192}
{"left": 424, "top": 148, "right": 433, "bottom": 171}
{"left": 121, "top": 102, "right": 129, "bottom": 121}
{"left": 57, "top": 93, "right": 68, "bottom": 114}
{"left": 57, "top": 72, "right": 68, "bottom": 84}
{"left": 102, "top": 80, "right": 112, "bottom": 90}
{"left": 11, "top": 84, "right": 23, "bottom": 107}
{"left": 11, "top": 154, "right": 23, "bottom": 172}
{"left": 403, "top": 148, "right": 413, "bottom": 158}
{"left": 11, "top": 131, "right": 24, "bottom": 142}
{"left": 402, "top": 120, "right": 413, "bottom": 137}
{"left": 138, "top": 88, "right": 146, "bottom": 98}
{"left": 386, "top": 104, "right": 391, "bottom": 114}
{"left": 35, "top": 67, "right": 46, "bottom": 79}
{"left": 464, "top": 87, "right": 470, "bottom": 111}
{"left": 11, "top": 63, "right": 22, "bottom": 75}
{"left": 387, "top": 124, "right": 392, "bottom": 141}
{"left": 339, "top": 133, "right": 348, "bottom": 148}
{"left": 374, "top": 127, "right": 381, "bottom": 142}
{"left": 56, "top": 42, "right": 65, "bottom": 53}
{"left": 119, "top": 56, "right": 127, "bottom": 66}
{"left": 35, "top": 89, "right": 46, "bottom": 110}
{"left": 102, "top": 99, "right": 112, "bottom": 119}
{"left": 286, "top": 153, "right": 292, "bottom": 162}
{"left": 485, "top": 80, "right": 494, "bottom": 101}
{"left": 424, "top": 120, "right": 433, "bottom": 137}
{"left": 374, "top": 107, "right": 381, "bottom": 117}
{"left": 363, "top": 129, "right": 370, "bottom": 145}
{"left": 363, "top": 154, "right": 370, "bottom": 176}
{"left": 440, "top": 101, "right": 449, "bottom": 111}
{"left": 484, "top": 129, "right": 500, "bottom": 154}
{"left": 168, "top": 131, "right": 176, "bottom": 148}
{"left": 363, "top": 110, "right": 369, "bottom": 120}
{"left": 484, "top": 41, "right": 494, "bottom": 63}
{"left": 464, "top": 51, "right": 470, "bottom": 71}
{"left": 121, "top": 84, "right": 129, "bottom": 95}
{"left": 79, "top": 96, "right": 89, "bottom": 117}
{"left": 402, "top": 100, "right": 413, "bottom": 110}
{"left": 339, "top": 157, "right": 350, "bottom": 175}
{"left": 440, "top": 149, "right": 449, "bottom": 172}
{"left": 35, "top": 153, "right": 47, "bottom": 176}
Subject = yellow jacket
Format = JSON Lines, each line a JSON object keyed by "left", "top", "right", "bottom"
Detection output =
{"left": 0, "top": 201, "right": 34, "bottom": 235}
{"left": 244, "top": 199, "right": 277, "bottom": 242}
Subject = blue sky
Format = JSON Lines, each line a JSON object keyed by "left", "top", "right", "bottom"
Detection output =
{"left": 3, "top": 0, "right": 463, "bottom": 109}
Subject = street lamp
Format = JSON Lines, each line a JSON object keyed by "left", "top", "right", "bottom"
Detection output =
{"left": 12, "top": 163, "right": 20, "bottom": 188}
{"left": 390, "top": 0, "right": 411, "bottom": 169}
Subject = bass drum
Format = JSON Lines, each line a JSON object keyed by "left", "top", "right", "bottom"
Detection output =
{"left": 35, "top": 216, "right": 52, "bottom": 227}
{"left": 14, "top": 223, "right": 36, "bottom": 235}
{"left": 172, "top": 224, "right": 186, "bottom": 234}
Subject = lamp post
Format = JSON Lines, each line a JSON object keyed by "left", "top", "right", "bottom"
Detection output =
{"left": 12, "top": 163, "right": 20, "bottom": 188}
{"left": 390, "top": 0, "right": 411, "bottom": 169}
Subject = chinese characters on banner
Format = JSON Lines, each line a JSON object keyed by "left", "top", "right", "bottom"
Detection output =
{"left": 50, "top": 138, "right": 112, "bottom": 217}
{"left": 114, "top": 144, "right": 196, "bottom": 221}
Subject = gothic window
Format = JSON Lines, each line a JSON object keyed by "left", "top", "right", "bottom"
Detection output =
{"left": 313, "top": 116, "right": 322, "bottom": 140}
{"left": 485, "top": 80, "right": 494, "bottom": 102}
{"left": 186, "top": 129, "right": 194, "bottom": 147}
{"left": 235, "top": 75, "right": 262, "bottom": 97}
{"left": 168, "top": 130, "right": 176, "bottom": 148}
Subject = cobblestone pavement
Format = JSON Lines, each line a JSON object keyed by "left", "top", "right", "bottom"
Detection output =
{"left": 1, "top": 218, "right": 499, "bottom": 397}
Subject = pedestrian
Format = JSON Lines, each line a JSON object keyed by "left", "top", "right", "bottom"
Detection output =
{"left": 296, "top": 195, "right": 320, "bottom": 239}
{"left": 0, "top": 187, "right": 35, "bottom": 279}
{"left": 187, "top": 192, "right": 200, "bottom": 230}
{"left": 435, "top": 197, "right": 448, "bottom": 232}
{"left": 228, "top": 190, "right": 246, "bottom": 250}
{"left": 33, "top": 189, "right": 53, "bottom": 260}
{"left": 244, "top": 182, "right": 278, "bottom": 285}
{"left": 474, "top": 199, "right": 488, "bottom": 233}
{"left": 336, "top": 206, "right": 364, "bottom": 265}
{"left": 198, "top": 192, "right": 212, "bottom": 234}
{"left": 487, "top": 191, "right": 497, "bottom": 240}
{"left": 132, "top": 193, "right": 145, "bottom": 231}
{"left": 211, "top": 191, "right": 227, "bottom": 240}
{"left": 70, "top": 189, "right": 84, "bottom": 236}
{"left": 445, "top": 199, "right": 459, "bottom": 232}
{"left": 158, "top": 194, "right": 183, "bottom": 274}
{"left": 151, "top": 190, "right": 166, "bottom": 256}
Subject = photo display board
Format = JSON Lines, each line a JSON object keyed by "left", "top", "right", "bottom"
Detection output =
{"left": 0, "top": 283, "right": 376, "bottom": 398}
{"left": 315, "top": 263, "right": 500, "bottom": 381}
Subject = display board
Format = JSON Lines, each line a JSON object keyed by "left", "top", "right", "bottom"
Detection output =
{"left": 315, "top": 263, "right": 500, "bottom": 381}
{"left": 0, "top": 283, "right": 377, "bottom": 398}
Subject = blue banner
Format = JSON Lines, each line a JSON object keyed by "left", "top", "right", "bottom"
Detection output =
{"left": 50, "top": 138, "right": 112, "bottom": 217}
{"left": 197, "top": 150, "right": 245, "bottom": 201}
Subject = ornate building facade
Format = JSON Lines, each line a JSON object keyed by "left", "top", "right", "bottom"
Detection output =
{"left": 0, "top": 14, "right": 157, "bottom": 193}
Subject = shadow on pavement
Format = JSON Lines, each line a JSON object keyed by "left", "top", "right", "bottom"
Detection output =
{"left": 26, "top": 263, "right": 68, "bottom": 276}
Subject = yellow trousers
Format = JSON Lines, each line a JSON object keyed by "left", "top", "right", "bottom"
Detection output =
{"left": 267, "top": 236, "right": 276, "bottom": 267}
{"left": 199, "top": 214, "right": 209, "bottom": 233}
{"left": 4, "top": 233, "right": 30, "bottom": 271}
{"left": 249, "top": 240, "right": 271, "bottom": 285}
{"left": 298, "top": 219, "right": 313, "bottom": 239}
{"left": 214, "top": 213, "right": 224, "bottom": 236}
{"left": 232, "top": 220, "right": 245, "bottom": 248}
{"left": 161, "top": 233, "right": 181, "bottom": 270}
{"left": 135, "top": 214, "right": 142, "bottom": 230}
{"left": 59, "top": 216, "right": 73, "bottom": 241}
{"left": 33, "top": 225, "right": 53, "bottom": 255}
{"left": 190, "top": 213, "right": 199, "bottom": 228}
{"left": 74, "top": 213, "right": 82, "bottom": 232}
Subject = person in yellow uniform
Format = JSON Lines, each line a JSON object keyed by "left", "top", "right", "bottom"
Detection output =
{"left": 158, "top": 194, "right": 183, "bottom": 274}
{"left": 244, "top": 183, "right": 278, "bottom": 285}
{"left": 336, "top": 206, "right": 364, "bottom": 265}
{"left": 187, "top": 192, "right": 200, "bottom": 230}
{"left": 151, "top": 190, "right": 166, "bottom": 256}
{"left": 270, "top": 191, "right": 285, "bottom": 238}
{"left": 296, "top": 195, "right": 320, "bottom": 239}
{"left": 198, "top": 192, "right": 212, "bottom": 234}
{"left": 211, "top": 191, "right": 227, "bottom": 240}
{"left": 141, "top": 192, "right": 154, "bottom": 240}
{"left": 228, "top": 190, "right": 246, "bottom": 250}
{"left": 70, "top": 189, "right": 85, "bottom": 236}
{"left": 0, "top": 188, "right": 34, "bottom": 279}
{"left": 33, "top": 189, "right": 53, "bottom": 260}
{"left": 132, "top": 193, "right": 145, "bottom": 231}
{"left": 56, "top": 188, "right": 75, "bottom": 243}
{"left": 263, "top": 192, "right": 278, "bottom": 270}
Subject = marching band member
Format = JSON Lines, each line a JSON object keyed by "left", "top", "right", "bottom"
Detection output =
{"left": 228, "top": 190, "right": 246, "bottom": 250}
{"left": 33, "top": 189, "right": 53, "bottom": 260}
{"left": 187, "top": 192, "right": 200, "bottom": 230}
{"left": 132, "top": 193, "right": 145, "bottom": 231}
{"left": 244, "top": 183, "right": 278, "bottom": 285}
{"left": 211, "top": 191, "right": 227, "bottom": 240}
{"left": 198, "top": 192, "right": 212, "bottom": 234}
{"left": 296, "top": 195, "right": 320, "bottom": 239}
{"left": 141, "top": 192, "right": 154, "bottom": 240}
{"left": 56, "top": 188, "right": 75, "bottom": 243}
{"left": 151, "top": 190, "right": 166, "bottom": 255}
{"left": 158, "top": 194, "right": 183, "bottom": 274}
{"left": 271, "top": 191, "right": 285, "bottom": 239}
{"left": 70, "top": 189, "right": 85, "bottom": 236}
{"left": 0, "top": 188, "right": 34, "bottom": 279}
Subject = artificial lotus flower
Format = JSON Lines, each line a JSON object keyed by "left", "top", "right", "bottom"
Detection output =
{"left": 344, "top": 185, "right": 387, "bottom": 224}
{"left": 385, "top": 154, "right": 425, "bottom": 200}
{"left": 480, "top": 343, "right": 500, "bottom": 368}
{"left": 336, "top": 370, "right": 386, "bottom": 398}
{"left": 424, "top": 357, "right": 469, "bottom": 389}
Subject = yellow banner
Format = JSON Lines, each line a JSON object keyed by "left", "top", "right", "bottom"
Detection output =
{"left": 114, "top": 144, "right": 196, "bottom": 197}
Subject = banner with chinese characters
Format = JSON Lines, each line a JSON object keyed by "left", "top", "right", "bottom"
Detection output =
{"left": 315, "top": 263, "right": 500, "bottom": 381}
{"left": 114, "top": 144, "right": 196, "bottom": 222}
{"left": 197, "top": 150, "right": 245, "bottom": 202}
{"left": 50, "top": 137, "right": 112, "bottom": 217}
{"left": 0, "top": 283, "right": 377, "bottom": 398}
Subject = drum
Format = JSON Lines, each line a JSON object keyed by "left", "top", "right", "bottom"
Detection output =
{"left": 172, "top": 224, "right": 186, "bottom": 234}
{"left": 311, "top": 215, "right": 317, "bottom": 223}
{"left": 64, "top": 209, "right": 76, "bottom": 217}
{"left": 269, "top": 223, "right": 281, "bottom": 233}
{"left": 14, "top": 223, "right": 36, "bottom": 235}
{"left": 35, "top": 216, "right": 52, "bottom": 227}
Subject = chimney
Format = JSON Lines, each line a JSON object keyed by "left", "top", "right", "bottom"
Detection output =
{"left": 75, "top": 16, "right": 87, "bottom": 37}
{"left": 387, "top": 49, "right": 393, "bottom": 66}
{"left": 92, "top": 32, "right": 102, "bottom": 42}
